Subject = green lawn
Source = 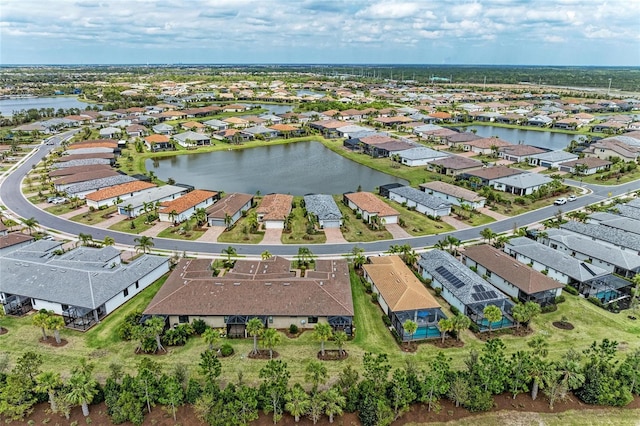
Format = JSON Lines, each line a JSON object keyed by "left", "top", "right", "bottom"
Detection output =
{"left": 450, "top": 206, "right": 496, "bottom": 227}
{"left": 334, "top": 195, "right": 393, "bottom": 242}
{"left": 216, "top": 216, "right": 265, "bottom": 244}
{"left": 44, "top": 203, "right": 79, "bottom": 215}
{"left": 108, "top": 214, "right": 154, "bottom": 234}
{"left": 0, "top": 267, "right": 640, "bottom": 386}
{"left": 487, "top": 188, "right": 573, "bottom": 216}
{"left": 282, "top": 198, "right": 327, "bottom": 244}
{"left": 157, "top": 219, "right": 207, "bottom": 241}
{"left": 385, "top": 198, "right": 456, "bottom": 236}
{"left": 577, "top": 166, "right": 640, "bottom": 186}
{"left": 69, "top": 205, "right": 119, "bottom": 225}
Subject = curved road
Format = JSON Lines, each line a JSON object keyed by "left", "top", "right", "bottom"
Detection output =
{"left": 1, "top": 130, "right": 638, "bottom": 257}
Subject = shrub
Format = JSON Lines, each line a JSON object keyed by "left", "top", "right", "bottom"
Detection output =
{"left": 450, "top": 306, "right": 461, "bottom": 316}
{"left": 541, "top": 304, "right": 557, "bottom": 313}
{"left": 288, "top": 324, "right": 299, "bottom": 334}
{"left": 371, "top": 293, "right": 379, "bottom": 303}
{"left": 588, "top": 296, "right": 604, "bottom": 308}
{"left": 434, "top": 287, "right": 443, "bottom": 297}
{"left": 564, "top": 285, "right": 579, "bottom": 296}
{"left": 381, "top": 314, "right": 392, "bottom": 327}
{"left": 355, "top": 213, "right": 362, "bottom": 220}
{"left": 514, "top": 197, "right": 527, "bottom": 205}
{"left": 117, "top": 310, "right": 143, "bottom": 341}
{"left": 555, "top": 295, "right": 566, "bottom": 304}
{"left": 192, "top": 319, "right": 208, "bottom": 335}
{"left": 220, "top": 343, "right": 234, "bottom": 357}
{"left": 469, "top": 322, "right": 480, "bottom": 333}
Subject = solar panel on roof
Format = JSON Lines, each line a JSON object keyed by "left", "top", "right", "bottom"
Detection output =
{"left": 436, "top": 266, "right": 466, "bottom": 289}
{"left": 473, "top": 285, "right": 485, "bottom": 292}
{"left": 486, "top": 290, "right": 498, "bottom": 299}
{"left": 471, "top": 293, "right": 481, "bottom": 302}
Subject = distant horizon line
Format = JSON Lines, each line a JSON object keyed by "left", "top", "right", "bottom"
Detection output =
{"left": 1, "top": 63, "right": 639, "bottom": 68}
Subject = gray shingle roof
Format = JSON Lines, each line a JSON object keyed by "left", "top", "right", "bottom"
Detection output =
{"left": 493, "top": 173, "right": 553, "bottom": 189}
{"left": 418, "top": 250, "right": 510, "bottom": 306}
{"left": 589, "top": 212, "right": 640, "bottom": 235}
{"left": 397, "top": 147, "right": 449, "bottom": 161}
{"left": 304, "top": 194, "right": 342, "bottom": 221}
{"left": 117, "top": 185, "right": 187, "bottom": 209}
{"left": 560, "top": 221, "right": 640, "bottom": 251}
{"left": 66, "top": 175, "right": 136, "bottom": 196}
{"left": 388, "top": 186, "right": 451, "bottom": 210}
{"left": 1, "top": 244, "right": 168, "bottom": 309}
{"left": 506, "top": 237, "right": 608, "bottom": 282}
{"left": 530, "top": 150, "right": 578, "bottom": 163}
{"left": 617, "top": 205, "right": 640, "bottom": 221}
{"left": 545, "top": 229, "right": 640, "bottom": 271}
{"left": 53, "top": 159, "right": 112, "bottom": 169}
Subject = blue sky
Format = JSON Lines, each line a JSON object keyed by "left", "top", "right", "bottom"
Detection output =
{"left": 1, "top": 0, "right": 639, "bottom": 66}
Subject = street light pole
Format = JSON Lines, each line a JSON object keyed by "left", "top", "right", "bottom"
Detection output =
{"left": 607, "top": 78, "right": 612, "bottom": 96}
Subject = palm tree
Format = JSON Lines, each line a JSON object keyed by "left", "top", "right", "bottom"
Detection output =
{"left": 202, "top": 327, "right": 221, "bottom": 351}
{"left": 313, "top": 322, "right": 333, "bottom": 356}
{"left": 437, "top": 318, "right": 453, "bottom": 343}
{"left": 451, "top": 314, "right": 471, "bottom": 341}
{"left": 134, "top": 236, "right": 154, "bottom": 254}
{"left": 305, "top": 360, "right": 328, "bottom": 393}
{"left": 221, "top": 246, "right": 237, "bottom": 267}
{"left": 168, "top": 209, "right": 179, "bottom": 225}
{"left": 46, "top": 315, "right": 65, "bottom": 344}
{"left": 528, "top": 335, "right": 549, "bottom": 358}
{"left": 333, "top": 331, "right": 348, "bottom": 357}
{"left": 350, "top": 246, "right": 366, "bottom": 270}
{"left": 102, "top": 235, "right": 115, "bottom": 246}
{"left": 480, "top": 227, "right": 497, "bottom": 244}
{"left": 32, "top": 309, "right": 51, "bottom": 340}
{"left": 261, "top": 328, "right": 281, "bottom": 360}
{"left": 296, "top": 247, "right": 315, "bottom": 269}
{"left": 246, "top": 317, "right": 264, "bottom": 355}
{"left": 191, "top": 207, "right": 208, "bottom": 227}
{"left": 323, "top": 387, "right": 346, "bottom": 423}
{"left": 65, "top": 368, "right": 98, "bottom": 417}
{"left": 223, "top": 212, "right": 233, "bottom": 229}
{"left": 261, "top": 250, "right": 272, "bottom": 260}
{"left": 402, "top": 319, "right": 418, "bottom": 347}
{"left": 285, "top": 383, "right": 310, "bottom": 423}
{"left": 78, "top": 232, "right": 93, "bottom": 247}
{"left": 123, "top": 204, "right": 134, "bottom": 219}
{"left": 20, "top": 216, "right": 39, "bottom": 235}
{"left": 35, "top": 371, "right": 63, "bottom": 412}
{"left": 483, "top": 305, "right": 502, "bottom": 336}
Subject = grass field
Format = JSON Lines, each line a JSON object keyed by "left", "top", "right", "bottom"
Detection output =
{"left": 2, "top": 266, "right": 639, "bottom": 387}
{"left": 282, "top": 199, "right": 327, "bottom": 244}
{"left": 69, "top": 205, "right": 118, "bottom": 225}
{"left": 108, "top": 214, "right": 154, "bottom": 234}
{"left": 334, "top": 195, "right": 393, "bottom": 242}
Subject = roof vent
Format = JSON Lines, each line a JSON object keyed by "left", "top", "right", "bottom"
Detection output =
{"left": 215, "top": 282, "right": 223, "bottom": 286}
{"left": 283, "top": 282, "right": 290, "bottom": 286}
{"left": 265, "top": 282, "right": 272, "bottom": 286}
{"left": 234, "top": 282, "right": 240, "bottom": 286}
{"left": 319, "top": 281, "right": 324, "bottom": 286}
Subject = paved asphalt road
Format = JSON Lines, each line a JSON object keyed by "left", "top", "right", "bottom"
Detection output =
{"left": 1, "top": 130, "right": 639, "bottom": 257}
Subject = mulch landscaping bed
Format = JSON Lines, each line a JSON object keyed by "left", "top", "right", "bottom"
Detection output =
{"left": 248, "top": 349, "right": 280, "bottom": 360}
{"left": 431, "top": 338, "right": 465, "bottom": 349}
{"left": 39, "top": 336, "right": 68, "bottom": 347}
{"left": 553, "top": 321, "right": 575, "bottom": 330}
{"left": 283, "top": 329, "right": 304, "bottom": 339}
{"left": 317, "top": 350, "right": 348, "bottom": 361}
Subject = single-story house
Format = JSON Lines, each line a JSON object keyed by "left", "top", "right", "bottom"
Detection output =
{"left": 582, "top": 138, "right": 640, "bottom": 162}
{"left": 397, "top": 147, "right": 449, "bottom": 167}
{"left": 463, "top": 137, "right": 512, "bottom": 155}
{"left": 427, "top": 156, "right": 484, "bottom": 177}
{"left": 504, "top": 236, "right": 609, "bottom": 287}
{"left": 309, "top": 120, "right": 349, "bottom": 138}
{"left": 99, "top": 127, "right": 120, "bottom": 138}
{"left": 498, "top": 145, "right": 547, "bottom": 163}
{"left": 387, "top": 186, "right": 452, "bottom": 218}
{"left": 256, "top": 194, "right": 294, "bottom": 229}
{"left": 144, "top": 134, "right": 174, "bottom": 152}
{"left": 542, "top": 229, "right": 640, "bottom": 279}
{"left": 53, "top": 169, "right": 120, "bottom": 192}
{"left": 242, "top": 125, "right": 279, "bottom": 139}
{"left": 462, "top": 245, "right": 564, "bottom": 307}
{"left": 85, "top": 180, "right": 157, "bottom": 209}
{"left": 587, "top": 212, "right": 640, "bottom": 235}
{"left": 445, "top": 132, "right": 482, "bottom": 148}
{"left": 343, "top": 192, "right": 399, "bottom": 225}
{"left": 173, "top": 131, "right": 211, "bottom": 147}
{"left": 417, "top": 250, "right": 514, "bottom": 332}
{"left": 143, "top": 256, "right": 354, "bottom": 337}
{"left": 1, "top": 243, "right": 169, "bottom": 330}
{"left": 126, "top": 124, "right": 148, "bottom": 138}
{"left": 528, "top": 150, "right": 578, "bottom": 168}
{"left": 65, "top": 147, "right": 114, "bottom": 156}
{"left": 493, "top": 173, "right": 553, "bottom": 196}
{"left": 206, "top": 193, "right": 253, "bottom": 228}
{"left": 304, "top": 194, "right": 343, "bottom": 228}
{"left": 460, "top": 166, "right": 524, "bottom": 187}
{"left": 57, "top": 152, "right": 116, "bottom": 166}
{"left": 152, "top": 123, "right": 174, "bottom": 135}
{"left": 363, "top": 255, "right": 447, "bottom": 341}
{"left": 527, "top": 115, "right": 553, "bottom": 127}
{"left": 419, "top": 181, "right": 486, "bottom": 209}
{"left": 560, "top": 221, "right": 640, "bottom": 252}
{"left": 223, "top": 117, "right": 251, "bottom": 129}
{"left": 53, "top": 158, "right": 113, "bottom": 169}
{"left": 117, "top": 185, "right": 189, "bottom": 218}
{"left": 180, "top": 121, "right": 206, "bottom": 133}
{"left": 65, "top": 175, "right": 137, "bottom": 199}
{"left": 158, "top": 190, "right": 219, "bottom": 223}
{"left": 558, "top": 157, "right": 613, "bottom": 175}
{"left": 335, "top": 125, "right": 373, "bottom": 139}
{"left": 203, "top": 119, "right": 229, "bottom": 131}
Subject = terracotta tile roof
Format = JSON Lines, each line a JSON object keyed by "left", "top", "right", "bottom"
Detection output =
{"left": 420, "top": 181, "right": 486, "bottom": 203}
{"left": 49, "top": 164, "right": 113, "bottom": 177}
{"left": 223, "top": 117, "right": 250, "bottom": 125}
{"left": 54, "top": 169, "right": 119, "bottom": 185}
{"left": 159, "top": 190, "right": 218, "bottom": 214}
{"left": 144, "top": 257, "right": 353, "bottom": 317}
{"left": 256, "top": 194, "right": 293, "bottom": 221}
{"left": 145, "top": 134, "right": 170, "bottom": 143}
{"left": 181, "top": 121, "right": 205, "bottom": 129}
{"left": 311, "top": 119, "right": 347, "bottom": 129}
{"left": 463, "top": 245, "right": 563, "bottom": 295}
{"left": 206, "top": 193, "right": 253, "bottom": 219}
{"left": 344, "top": 192, "right": 399, "bottom": 217}
{"left": 360, "top": 135, "right": 396, "bottom": 145}
{"left": 364, "top": 256, "right": 441, "bottom": 311}
{"left": 85, "top": 180, "right": 157, "bottom": 202}
{"left": 429, "top": 111, "right": 452, "bottom": 119}
{"left": 269, "top": 124, "right": 298, "bottom": 132}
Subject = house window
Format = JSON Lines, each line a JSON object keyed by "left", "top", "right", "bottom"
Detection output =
{"left": 269, "top": 316, "right": 273, "bottom": 324}
{"left": 224, "top": 316, "right": 229, "bottom": 324}
{"left": 123, "top": 288, "right": 129, "bottom": 297}
{"left": 308, "top": 316, "right": 318, "bottom": 324}
{"left": 486, "top": 270, "right": 492, "bottom": 278}
{"left": 178, "top": 315, "right": 189, "bottom": 324}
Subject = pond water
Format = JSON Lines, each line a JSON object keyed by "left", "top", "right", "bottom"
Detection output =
{"left": 0, "top": 96, "right": 89, "bottom": 117}
{"left": 296, "top": 89, "right": 325, "bottom": 97}
{"left": 465, "top": 125, "right": 577, "bottom": 151}
{"left": 147, "top": 141, "right": 407, "bottom": 195}
{"left": 243, "top": 103, "right": 293, "bottom": 115}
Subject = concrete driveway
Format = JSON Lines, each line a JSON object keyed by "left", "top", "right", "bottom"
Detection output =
{"left": 261, "top": 228, "right": 283, "bottom": 244}
{"left": 324, "top": 227, "right": 347, "bottom": 243}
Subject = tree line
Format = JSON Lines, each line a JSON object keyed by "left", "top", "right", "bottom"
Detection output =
{"left": 1, "top": 337, "right": 638, "bottom": 425}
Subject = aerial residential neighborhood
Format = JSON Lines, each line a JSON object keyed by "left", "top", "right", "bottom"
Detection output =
{"left": 1, "top": 2, "right": 640, "bottom": 423}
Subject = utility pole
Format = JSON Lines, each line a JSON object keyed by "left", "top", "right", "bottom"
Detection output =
{"left": 607, "top": 78, "right": 612, "bottom": 97}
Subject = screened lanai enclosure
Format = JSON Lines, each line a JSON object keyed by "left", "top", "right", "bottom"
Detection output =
{"left": 392, "top": 308, "right": 446, "bottom": 341}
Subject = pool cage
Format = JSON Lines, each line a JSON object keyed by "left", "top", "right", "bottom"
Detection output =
{"left": 62, "top": 305, "right": 106, "bottom": 331}
{"left": 581, "top": 275, "right": 633, "bottom": 308}
{"left": 391, "top": 308, "right": 446, "bottom": 341}
{"left": 2, "top": 295, "right": 32, "bottom": 316}
{"left": 466, "top": 299, "right": 515, "bottom": 332}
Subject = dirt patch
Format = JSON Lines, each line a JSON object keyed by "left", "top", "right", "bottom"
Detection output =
{"left": 431, "top": 338, "right": 465, "bottom": 349}
{"left": 40, "top": 336, "right": 68, "bottom": 347}
{"left": 248, "top": 349, "right": 280, "bottom": 360}
{"left": 317, "top": 350, "right": 349, "bottom": 361}
{"left": 401, "top": 343, "right": 418, "bottom": 353}
{"left": 0, "top": 327, "right": 8, "bottom": 335}
{"left": 283, "top": 329, "right": 305, "bottom": 339}
{"left": 553, "top": 321, "right": 575, "bottom": 330}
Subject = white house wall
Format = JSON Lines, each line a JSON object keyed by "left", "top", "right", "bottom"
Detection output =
{"left": 32, "top": 299, "right": 64, "bottom": 315}
{"left": 104, "top": 260, "right": 169, "bottom": 314}
{"left": 466, "top": 260, "right": 519, "bottom": 299}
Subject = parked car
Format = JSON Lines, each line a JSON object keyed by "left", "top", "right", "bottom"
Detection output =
{"left": 46, "top": 196, "right": 58, "bottom": 203}
{"left": 51, "top": 197, "right": 68, "bottom": 204}
{"left": 554, "top": 198, "right": 567, "bottom": 205}
{"left": 568, "top": 195, "right": 577, "bottom": 202}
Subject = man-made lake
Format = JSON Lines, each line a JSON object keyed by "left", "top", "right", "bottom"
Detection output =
{"left": 243, "top": 103, "right": 293, "bottom": 115}
{"left": 147, "top": 141, "right": 406, "bottom": 195}
{"left": 0, "top": 96, "right": 90, "bottom": 117}
{"left": 466, "top": 125, "right": 577, "bottom": 151}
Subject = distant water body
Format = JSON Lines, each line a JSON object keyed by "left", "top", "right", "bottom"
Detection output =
{"left": 0, "top": 96, "right": 89, "bottom": 117}
{"left": 466, "top": 125, "right": 576, "bottom": 151}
